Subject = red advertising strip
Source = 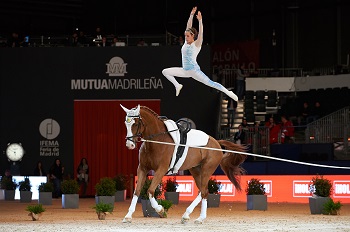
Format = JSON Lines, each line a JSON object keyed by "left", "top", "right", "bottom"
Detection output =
{"left": 136, "top": 175, "right": 350, "bottom": 203}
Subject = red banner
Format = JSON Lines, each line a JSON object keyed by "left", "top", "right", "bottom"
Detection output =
{"left": 137, "top": 175, "right": 350, "bottom": 203}
{"left": 212, "top": 40, "right": 260, "bottom": 71}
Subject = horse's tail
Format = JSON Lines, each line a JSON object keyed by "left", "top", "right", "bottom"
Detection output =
{"left": 217, "top": 140, "right": 247, "bottom": 192}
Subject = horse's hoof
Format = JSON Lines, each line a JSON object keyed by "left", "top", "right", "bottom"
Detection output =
{"left": 122, "top": 217, "right": 132, "bottom": 223}
{"left": 181, "top": 217, "right": 190, "bottom": 224}
{"left": 157, "top": 208, "right": 167, "bottom": 218}
{"left": 194, "top": 217, "right": 204, "bottom": 224}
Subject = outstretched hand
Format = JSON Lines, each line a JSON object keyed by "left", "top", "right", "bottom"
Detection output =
{"left": 196, "top": 11, "right": 202, "bottom": 21}
{"left": 190, "top": 6, "right": 197, "bottom": 15}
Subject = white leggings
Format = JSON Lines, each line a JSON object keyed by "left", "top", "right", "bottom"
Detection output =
{"left": 162, "top": 67, "right": 232, "bottom": 96}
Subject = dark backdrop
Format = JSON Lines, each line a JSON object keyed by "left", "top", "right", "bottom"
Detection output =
{"left": 0, "top": 46, "right": 218, "bottom": 178}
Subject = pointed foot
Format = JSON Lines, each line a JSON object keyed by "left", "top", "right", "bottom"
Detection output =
{"left": 228, "top": 91, "right": 238, "bottom": 101}
{"left": 176, "top": 84, "right": 183, "bottom": 96}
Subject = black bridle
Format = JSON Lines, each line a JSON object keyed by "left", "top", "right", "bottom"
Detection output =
{"left": 125, "top": 115, "right": 144, "bottom": 143}
{"left": 125, "top": 114, "right": 180, "bottom": 143}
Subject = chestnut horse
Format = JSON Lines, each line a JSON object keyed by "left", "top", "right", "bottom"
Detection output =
{"left": 121, "top": 105, "right": 246, "bottom": 224}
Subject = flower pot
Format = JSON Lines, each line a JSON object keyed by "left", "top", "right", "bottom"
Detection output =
{"left": 309, "top": 197, "right": 330, "bottom": 214}
{"left": 207, "top": 193, "right": 221, "bottom": 208}
{"left": 38, "top": 192, "right": 52, "bottom": 205}
{"left": 141, "top": 199, "right": 160, "bottom": 217}
{"left": 165, "top": 192, "right": 179, "bottom": 205}
{"left": 247, "top": 195, "right": 267, "bottom": 210}
{"left": 62, "top": 194, "right": 79, "bottom": 209}
{"left": 4, "top": 190, "right": 15, "bottom": 201}
{"left": 28, "top": 212, "right": 41, "bottom": 221}
{"left": 97, "top": 212, "right": 106, "bottom": 220}
{"left": 20, "top": 191, "right": 32, "bottom": 203}
{"left": 95, "top": 196, "right": 115, "bottom": 210}
{"left": 114, "top": 190, "right": 126, "bottom": 202}
{"left": 0, "top": 189, "right": 5, "bottom": 200}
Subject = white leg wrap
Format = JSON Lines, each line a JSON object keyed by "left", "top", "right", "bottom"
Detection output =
{"left": 149, "top": 195, "right": 163, "bottom": 212}
{"left": 199, "top": 198, "right": 207, "bottom": 219}
{"left": 123, "top": 195, "right": 138, "bottom": 223}
{"left": 182, "top": 192, "right": 202, "bottom": 219}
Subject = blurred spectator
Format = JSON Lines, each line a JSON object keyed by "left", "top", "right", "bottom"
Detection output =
{"left": 235, "top": 64, "right": 247, "bottom": 100}
{"left": 307, "top": 101, "right": 324, "bottom": 123}
{"left": 111, "top": 36, "right": 119, "bottom": 46}
{"left": 266, "top": 117, "right": 280, "bottom": 144}
{"left": 177, "top": 35, "right": 184, "bottom": 45}
{"left": 69, "top": 31, "right": 79, "bottom": 47}
{"left": 94, "top": 27, "right": 103, "bottom": 40}
{"left": 240, "top": 118, "right": 250, "bottom": 131}
{"left": 34, "top": 161, "right": 47, "bottom": 176}
{"left": 297, "top": 102, "right": 310, "bottom": 126}
{"left": 7, "top": 32, "right": 21, "bottom": 47}
{"left": 227, "top": 96, "right": 237, "bottom": 128}
{"left": 137, "top": 38, "right": 148, "bottom": 46}
{"left": 280, "top": 115, "right": 294, "bottom": 143}
{"left": 98, "top": 36, "right": 110, "bottom": 47}
{"left": 233, "top": 125, "right": 246, "bottom": 144}
{"left": 77, "top": 31, "right": 88, "bottom": 46}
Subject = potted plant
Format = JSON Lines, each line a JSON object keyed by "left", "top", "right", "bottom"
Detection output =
{"left": 309, "top": 174, "right": 333, "bottom": 214}
{"left": 246, "top": 178, "right": 267, "bottom": 211}
{"left": 92, "top": 202, "right": 113, "bottom": 220}
{"left": 323, "top": 198, "right": 343, "bottom": 215}
{"left": 26, "top": 204, "right": 45, "bottom": 221}
{"left": 38, "top": 182, "right": 54, "bottom": 205}
{"left": 207, "top": 177, "right": 221, "bottom": 208}
{"left": 95, "top": 177, "right": 116, "bottom": 210}
{"left": 163, "top": 177, "right": 179, "bottom": 205}
{"left": 1, "top": 177, "right": 17, "bottom": 201}
{"left": 140, "top": 177, "right": 162, "bottom": 217}
{"left": 114, "top": 174, "right": 128, "bottom": 202}
{"left": 61, "top": 179, "right": 80, "bottom": 209}
{"left": 19, "top": 177, "right": 32, "bottom": 203}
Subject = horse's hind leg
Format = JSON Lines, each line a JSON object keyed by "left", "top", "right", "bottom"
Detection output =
{"left": 181, "top": 192, "right": 202, "bottom": 223}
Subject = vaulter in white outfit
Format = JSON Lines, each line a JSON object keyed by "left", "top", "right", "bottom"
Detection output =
{"left": 162, "top": 7, "right": 238, "bottom": 101}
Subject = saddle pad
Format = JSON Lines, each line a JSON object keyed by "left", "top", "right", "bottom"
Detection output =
{"left": 163, "top": 120, "right": 209, "bottom": 174}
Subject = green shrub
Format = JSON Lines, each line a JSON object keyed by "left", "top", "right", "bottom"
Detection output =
{"left": 163, "top": 177, "right": 178, "bottom": 192}
{"left": 245, "top": 178, "right": 266, "bottom": 195}
{"left": 26, "top": 204, "right": 46, "bottom": 214}
{"left": 95, "top": 177, "right": 116, "bottom": 196}
{"left": 61, "top": 179, "right": 80, "bottom": 194}
{"left": 323, "top": 198, "right": 343, "bottom": 215}
{"left": 1, "top": 177, "right": 17, "bottom": 190}
{"left": 114, "top": 174, "right": 128, "bottom": 191}
{"left": 92, "top": 202, "right": 113, "bottom": 213}
{"left": 38, "top": 182, "right": 54, "bottom": 192}
{"left": 310, "top": 175, "right": 332, "bottom": 197}
{"left": 19, "top": 177, "right": 31, "bottom": 191}
{"left": 140, "top": 177, "right": 162, "bottom": 200}
{"left": 208, "top": 178, "right": 221, "bottom": 194}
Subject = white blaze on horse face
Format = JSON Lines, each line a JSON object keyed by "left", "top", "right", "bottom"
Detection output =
{"left": 120, "top": 104, "right": 141, "bottom": 150}
{"left": 125, "top": 116, "right": 136, "bottom": 149}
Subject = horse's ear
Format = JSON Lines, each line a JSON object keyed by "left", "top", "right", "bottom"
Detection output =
{"left": 136, "top": 104, "right": 140, "bottom": 113}
{"left": 120, "top": 104, "right": 129, "bottom": 113}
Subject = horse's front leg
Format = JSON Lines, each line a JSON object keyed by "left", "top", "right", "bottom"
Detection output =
{"left": 147, "top": 170, "right": 167, "bottom": 217}
{"left": 122, "top": 166, "right": 147, "bottom": 223}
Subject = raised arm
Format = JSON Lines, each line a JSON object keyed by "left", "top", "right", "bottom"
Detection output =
{"left": 195, "top": 11, "right": 203, "bottom": 47}
{"left": 186, "top": 7, "right": 197, "bottom": 30}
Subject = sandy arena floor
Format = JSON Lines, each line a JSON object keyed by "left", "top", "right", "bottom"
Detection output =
{"left": 0, "top": 198, "right": 349, "bottom": 232}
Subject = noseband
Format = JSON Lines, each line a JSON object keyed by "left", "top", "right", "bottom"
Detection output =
{"left": 126, "top": 115, "right": 144, "bottom": 143}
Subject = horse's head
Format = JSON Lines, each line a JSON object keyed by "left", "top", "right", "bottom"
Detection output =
{"left": 120, "top": 104, "right": 143, "bottom": 149}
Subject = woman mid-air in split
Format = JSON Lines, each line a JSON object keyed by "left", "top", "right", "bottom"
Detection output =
{"left": 162, "top": 6, "right": 238, "bottom": 101}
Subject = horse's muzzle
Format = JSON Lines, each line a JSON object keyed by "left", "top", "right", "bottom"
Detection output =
{"left": 126, "top": 140, "right": 136, "bottom": 150}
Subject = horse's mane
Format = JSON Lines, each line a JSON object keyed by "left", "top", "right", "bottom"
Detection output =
{"left": 140, "top": 106, "right": 165, "bottom": 121}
